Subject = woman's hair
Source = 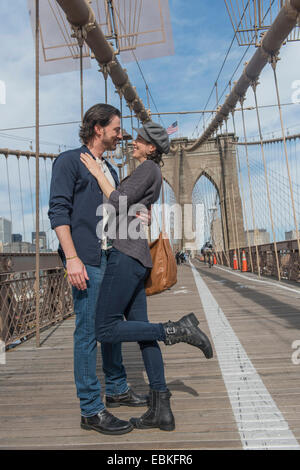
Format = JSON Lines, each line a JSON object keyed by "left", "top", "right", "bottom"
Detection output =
{"left": 79, "top": 103, "right": 121, "bottom": 145}
{"left": 146, "top": 148, "right": 164, "bottom": 167}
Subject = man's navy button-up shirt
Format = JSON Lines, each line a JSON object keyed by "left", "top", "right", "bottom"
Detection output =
{"left": 48, "top": 145, "right": 119, "bottom": 266}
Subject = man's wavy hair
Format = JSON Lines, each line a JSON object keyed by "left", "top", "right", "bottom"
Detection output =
{"left": 79, "top": 103, "right": 121, "bottom": 145}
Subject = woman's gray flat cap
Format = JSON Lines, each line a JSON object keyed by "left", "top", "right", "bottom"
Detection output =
{"left": 135, "top": 121, "right": 170, "bottom": 154}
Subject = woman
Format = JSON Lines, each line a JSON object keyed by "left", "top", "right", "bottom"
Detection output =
{"left": 80, "top": 121, "right": 213, "bottom": 431}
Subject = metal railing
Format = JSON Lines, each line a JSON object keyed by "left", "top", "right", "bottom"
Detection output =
{"left": 197, "top": 239, "right": 299, "bottom": 282}
{"left": 0, "top": 267, "right": 73, "bottom": 347}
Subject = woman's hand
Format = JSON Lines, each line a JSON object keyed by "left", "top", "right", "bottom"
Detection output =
{"left": 136, "top": 208, "right": 152, "bottom": 226}
{"left": 80, "top": 152, "right": 102, "bottom": 179}
{"left": 80, "top": 152, "right": 114, "bottom": 199}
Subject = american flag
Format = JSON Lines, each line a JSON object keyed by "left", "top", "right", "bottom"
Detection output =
{"left": 166, "top": 121, "right": 178, "bottom": 135}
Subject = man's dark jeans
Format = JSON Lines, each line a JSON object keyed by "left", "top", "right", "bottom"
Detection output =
{"left": 72, "top": 251, "right": 128, "bottom": 417}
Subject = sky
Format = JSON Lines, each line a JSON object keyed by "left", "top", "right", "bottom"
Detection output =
{"left": 3, "top": 0, "right": 300, "bottom": 151}
{"left": 0, "top": 0, "right": 299, "bottom": 248}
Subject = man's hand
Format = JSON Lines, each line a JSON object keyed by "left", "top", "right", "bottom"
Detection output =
{"left": 66, "top": 257, "right": 89, "bottom": 291}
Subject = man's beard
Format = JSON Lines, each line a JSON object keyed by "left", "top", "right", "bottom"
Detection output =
{"left": 103, "top": 129, "right": 118, "bottom": 151}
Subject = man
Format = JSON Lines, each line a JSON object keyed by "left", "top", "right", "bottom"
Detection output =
{"left": 48, "top": 103, "right": 147, "bottom": 436}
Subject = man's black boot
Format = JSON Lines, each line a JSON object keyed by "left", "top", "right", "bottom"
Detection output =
{"left": 106, "top": 388, "right": 149, "bottom": 408}
{"left": 81, "top": 409, "right": 133, "bottom": 435}
{"left": 130, "top": 389, "right": 175, "bottom": 431}
{"left": 162, "top": 313, "right": 213, "bottom": 359}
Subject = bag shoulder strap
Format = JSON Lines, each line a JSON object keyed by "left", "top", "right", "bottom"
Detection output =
{"left": 161, "top": 173, "right": 166, "bottom": 234}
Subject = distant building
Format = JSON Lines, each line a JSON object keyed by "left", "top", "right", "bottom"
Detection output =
{"left": 32, "top": 231, "right": 47, "bottom": 250}
{"left": 245, "top": 229, "right": 270, "bottom": 246}
{"left": 12, "top": 233, "right": 22, "bottom": 243}
{"left": 285, "top": 230, "right": 300, "bottom": 241}
{"left": 2, "top": 242, "right": 35, "bottom": 254}
{"left": 0, "top": 217, "right": 12, "bottom": 244}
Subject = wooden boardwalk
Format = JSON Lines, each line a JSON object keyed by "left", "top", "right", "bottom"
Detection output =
{"left": 1, "top": 259, "right": 300, "bottom": 450}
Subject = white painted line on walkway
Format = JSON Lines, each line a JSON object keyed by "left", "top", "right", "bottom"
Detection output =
{"left": 212, "top": 264, "right": 300, "bottom": 295}
{"left": 190, "top": 262, "right": 300, "bottom": 450}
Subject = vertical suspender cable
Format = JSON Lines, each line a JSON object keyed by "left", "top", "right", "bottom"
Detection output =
{"left": 103, "top": 64, "right": 108, "bottom": 105}
{"left": 79, "top": 32, "right": 84, "bottom": 122}
{"left": 129, "top": 108, "right": 137, "bottom": 171}
{"left": 43, "top": 157, "right": 50, "bottom": 195}
{"left": 39, "top": 167, "right": 46, "bottom": 235}
{"left": 232, "top": 182, "right": 241, "bottom": 268}
{"left": 271, "top": 57, "right": 300, "bottom": 256}
{"left": 130, "top": 108, "right": 134, "bottom": 136}
{"left": 231, "top": 110, "right": 254, "bottom": 272}
{"left": 240, "top": 99, "right": 261, "bottom": 276}
{"left": 161, "top": 175, "right": 166, "bottom": 235}
{"left": 217, "top": 162, "right": 230, "bottom": 263}
{"left": 252, "top": 81, "right": 281, "bottom": 281}
{"left": 17, "top": 156, "right": 26, "bottom": 244}
{"left": 43, "top": 157, "right": 50, "bottom": 249}
{"left": 35, "top": 0, "right": 40, "bottom": 348}
{"left": 237, "top": 149, "right": 254, "bottom": 272}
{"left": 217, "top": 158, "right": 229, "bottom": 263}
{"left": 5, "top": 153, "right": 13, "bottom": 230}
{"left": 227, "top": 178, "right": 237, "bottom": 259}
{"left": 146, "top": 85, "right": 150, "bottom": 112}
{"left": 220, "top": 198, "right": 231, "bottom": 266}
{"left": 27, "top": 157, "right": 35, "bottom": 230}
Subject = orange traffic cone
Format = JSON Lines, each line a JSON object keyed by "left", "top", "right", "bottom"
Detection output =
{"left": 241, "top": 250, "right": 248, "bottom": 272}
{"left": 233, "top": 251, "right": 238, "bottom": 270}
{"left": 213, "top": 254, "right": 217, "bottom": 265}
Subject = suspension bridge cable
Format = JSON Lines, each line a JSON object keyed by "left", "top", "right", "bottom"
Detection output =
{"left": 270, "top": 57, "right": 300, "bottom": 255}
{"left": 192, "top": 0, "right": 250, "bottom": 136}
{"left": 252, "top": 81, "right": 281, "bottom": 280}
{"left": 231, "top": 111, "right": 254, "bottom": 271}
{"left": 131, "top": 50, "right": 166, "bottom": 127}
{"left": 239, "top": 101, "right": 261, "bottom": 275}
{"left": 0, "top": 132, "right": 71, "bottom": 150}
{"left": 236, "top": 146, "right": 254, "bottom": 271}
{"left": 5, "top": 153, "right": 13, "bottom": 227}
{"left": 17, "top": 156, "right": 26, "bottom": 242}
{"left": 198, "top": 0, "right": 277, "bottom": 137}
{"left": 192, "top": 0, "right": 252, "bottom": 136}
{"left": 27, "top": 157, "right": 35, "bottom": 231}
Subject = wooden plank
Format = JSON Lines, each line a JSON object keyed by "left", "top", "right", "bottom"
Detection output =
{"left": 1, "top": 259, "right": 300, "bottom": 449}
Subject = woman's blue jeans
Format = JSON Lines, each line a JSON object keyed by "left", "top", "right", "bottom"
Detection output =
{"left": 72, "top": 251, "right": 128, "bottom": 417}
{"left": 95, "top": 248, "right": 167, "bottom": 391}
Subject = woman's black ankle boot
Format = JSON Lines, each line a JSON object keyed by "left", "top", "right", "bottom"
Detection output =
{"left": 162, "top": 312, "right": 213, "bottom": 358}
{"left": 130, "top": 389, "right": 175, "bottom": 431}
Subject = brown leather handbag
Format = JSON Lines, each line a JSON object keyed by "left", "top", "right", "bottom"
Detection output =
{"left": 145, "top": 176, "right": 177, "bottom": 296}
{"left": 145, "top": 232, "right": 177, "bottom": 296}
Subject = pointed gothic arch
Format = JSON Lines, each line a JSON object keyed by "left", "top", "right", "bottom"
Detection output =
{"left": 161, "top": 135, "right": 245, "bottom": 251}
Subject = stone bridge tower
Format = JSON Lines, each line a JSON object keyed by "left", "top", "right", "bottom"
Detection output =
{"left": 161, "top": 134, "right": 245, "bottom": 252}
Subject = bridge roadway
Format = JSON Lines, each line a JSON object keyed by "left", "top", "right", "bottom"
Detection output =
{"left": 1, "top": 259, "right": 300, "bottom": 450}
